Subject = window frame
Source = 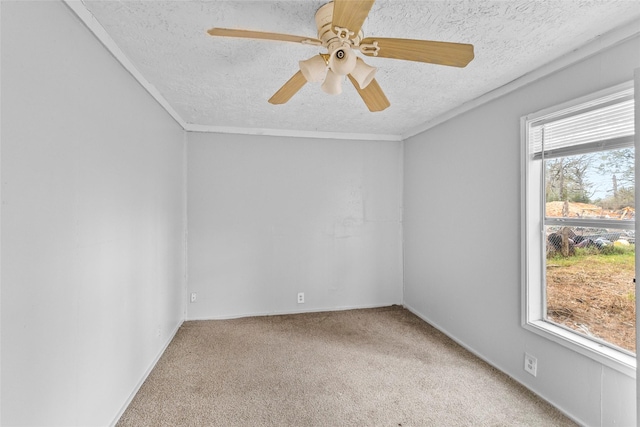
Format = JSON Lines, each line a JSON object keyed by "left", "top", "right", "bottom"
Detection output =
{"left": 521, "top": 81, "right": 636, "bottom": 378}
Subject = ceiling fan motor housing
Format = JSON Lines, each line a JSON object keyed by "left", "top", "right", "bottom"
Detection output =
{"left": 314, "top": 2, "right": 361, "bottom": 77}
{"left": 315, "top": 2, "right": 363, "bottom": 52}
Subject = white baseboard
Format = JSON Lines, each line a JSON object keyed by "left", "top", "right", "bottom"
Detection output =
{"left": 109, "top": 320, "right": 183, "bottom": 427}
{"left": 186, "top": 302, "right": 402, "bottom": 321}
{"left": 402, "top": 303, "right": 586, "bottom": 427}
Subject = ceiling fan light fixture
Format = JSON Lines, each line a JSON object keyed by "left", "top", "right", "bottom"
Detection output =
{"left": 321, "top": 69, "right": 342, "bottom": 95}
{"left": 299, "top": 54, "right": 327, "bottom": 83}
{"left": 329, "top": 46, "right": 356, "bottom": 76}
{"left": 350, "top": 57, "right": 377, "bottom": 89}
{"left": 208, "top": 0, "right": 475, "bottom": 111}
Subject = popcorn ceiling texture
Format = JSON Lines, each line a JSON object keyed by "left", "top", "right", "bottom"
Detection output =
{"left": 82, "top": 0, "right": 640, "bottom": 137}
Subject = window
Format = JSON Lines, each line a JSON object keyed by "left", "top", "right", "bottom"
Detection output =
{"left": 522, "top": 82, "right": 636, "bottom": 375}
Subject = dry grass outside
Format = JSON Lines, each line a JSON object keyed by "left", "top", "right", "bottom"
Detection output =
{"left": 546, "top": 247, "right": 636, "bottom": 353}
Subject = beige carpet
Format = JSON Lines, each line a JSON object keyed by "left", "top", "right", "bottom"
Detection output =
{"left": 116, "top": 306, "right": 576, "bottom": 426}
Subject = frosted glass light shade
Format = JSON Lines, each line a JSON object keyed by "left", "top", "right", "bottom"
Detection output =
{"left": 299, "top": 55, "right": 327, "bottom": 83}
{"left": 321, "top": 69, "right": 342, "bottom": 95}
{"left": 329, "top": 47, "right": 356, "bottom": 76}
{"left": 350, "top": 57, "right": 377, "bottom": 89}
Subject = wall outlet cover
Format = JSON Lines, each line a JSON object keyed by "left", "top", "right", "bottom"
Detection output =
{"left": 524, "top": 353, "right": 537, "bottom": 377}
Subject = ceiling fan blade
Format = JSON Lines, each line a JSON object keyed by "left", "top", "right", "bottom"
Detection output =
{"left": 332, "top": 0, "right": 375, "bottom": 37}
{"left": 268, "top": 70, "right": 307, "bottom": 105}
{"left": 360, "top": 37, "right": 474, "bottom": 67}
{"left": 207, "top": 28, "right": 321, "bottom": 46}
{"left": 347, "top": 74, "right": 389, "bottom": 112}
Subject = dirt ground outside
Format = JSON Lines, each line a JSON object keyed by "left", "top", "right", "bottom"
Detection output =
{"left": 546, "top": 249, "right": 636, "bottom": 353}
{"left": 545, "top": 201, "right": 635, "bottom": 220}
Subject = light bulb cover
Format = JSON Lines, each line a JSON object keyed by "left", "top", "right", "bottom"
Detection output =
{"left": 350, "top": 57, "right": 377, "bottom": 89}
{"left": 321, "top": 69, "right": 342, "bottom": 95}
{"left": 329, "top": 46, "right": 357, "bottom": 76}
{"left": 299, "top": 55, "right": 327, "bottom": 83}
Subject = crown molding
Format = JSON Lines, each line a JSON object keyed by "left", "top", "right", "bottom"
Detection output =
{"left": 185, "top": 124, "right": 401, "bottom": 141}
{"left": 65, "top": 1, "right": 639, "bottom": 143}
{"left": 64, "top": 0, "right": 188, "bottom": 129}
{"left": 64, "top": 0, "right": 401, "bottom": 141}
{"left": 402, "top": 18, "right": 640, "bottom": 140}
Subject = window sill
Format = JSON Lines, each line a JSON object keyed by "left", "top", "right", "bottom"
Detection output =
{"left": 524, "top": 319, "right": 636, "bottom": 378}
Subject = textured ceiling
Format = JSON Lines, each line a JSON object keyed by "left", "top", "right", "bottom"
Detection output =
{"left": 72, "top": 0, "right": 640, "bottom": 139}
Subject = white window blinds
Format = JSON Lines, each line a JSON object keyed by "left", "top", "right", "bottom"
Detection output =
{"left": 530, "top": 88, "right": 634, "bottom": 159}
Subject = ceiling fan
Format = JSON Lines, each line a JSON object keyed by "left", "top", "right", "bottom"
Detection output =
{"left": 207, "top": 0, "right": 474, "bottom": 112}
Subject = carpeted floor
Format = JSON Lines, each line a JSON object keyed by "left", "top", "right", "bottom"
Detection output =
{"left": 116, "top": 305, "right": 576, "bottom": 426}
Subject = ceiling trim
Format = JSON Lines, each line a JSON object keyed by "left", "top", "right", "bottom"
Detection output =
{"left": 64, "top": 0, "right": 402, "bottom": 141}
{"left": 64, "top": 0, "right": 188, "bottom": 129}
{"left": 185, "top": 124, "right": 402, "bottom": 141}
{"left": 402, "top": 18, "right": 640, "bottom": 140}
{"left": 66, "top": 1, "right": 639, "bottom": 142}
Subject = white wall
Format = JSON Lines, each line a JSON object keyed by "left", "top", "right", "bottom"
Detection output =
{"left": 403, "top": 35, "right": 640, "bottom": 426}
{"left": 1, "top": 2, "right": 186, "bottom": 426}
{"left": 187, "top": 133, "right": 403, "bottom": 319}
{"left": 1, "top": 2, "right": 636, "bottom": 426}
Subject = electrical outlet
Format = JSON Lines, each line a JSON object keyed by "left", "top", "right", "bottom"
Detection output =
{"left": 297, "top": 292, "right": 305, "bottom": 304}
{"left": 524, "top": 353, "right": 537, "bottom": 377}
{"left": 190, "top": 292, "right": 197, "bottom": 303}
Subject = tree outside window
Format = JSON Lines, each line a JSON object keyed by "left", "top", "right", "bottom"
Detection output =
{"left": 523, "top": 83, "right": 636, "bottom": 367}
